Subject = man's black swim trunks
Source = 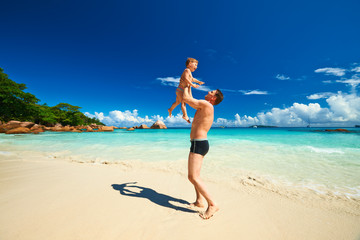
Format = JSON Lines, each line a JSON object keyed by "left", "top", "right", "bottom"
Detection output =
{"left": 190, "top": 139, "right": 209, "bottom": 156}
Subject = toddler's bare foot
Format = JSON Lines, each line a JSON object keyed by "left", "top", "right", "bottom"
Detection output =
{"left": 168, "top": 109, "right": 172, "bottom": 117}
{"left": 182, "top": 116, "right": 191, "bottom": 123}
{"left": 199, "top": 205, "right": 219, "bottom": 220}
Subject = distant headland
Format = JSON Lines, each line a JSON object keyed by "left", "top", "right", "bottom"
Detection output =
{"left": 0, "top": 120, "right": 167, "bottom": 134}
{"left": 0, "top": 67, "right": 103, "bottom": 128}
{"left": 0, "top": 67, "right": 168, "bottom": 134}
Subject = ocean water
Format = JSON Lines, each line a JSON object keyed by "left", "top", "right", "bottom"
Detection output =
{"left": 1, "top": 127, "right": 359, "bottom": 202}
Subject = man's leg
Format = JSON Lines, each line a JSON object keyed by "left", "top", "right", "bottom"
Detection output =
{"left": 191, "top": 185, "right": 205, "bottom": 208}
{"left": 188, "top": 152, "right": 219, "bottom": 219}
{"left": 189, "top": 154, "right": 205, "bottom": 208}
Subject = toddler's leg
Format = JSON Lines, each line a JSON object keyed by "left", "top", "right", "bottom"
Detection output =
{"left": 181, "top": 102, "right": 190, "bottom": 123}
{"left": 168, "top": 93, "right": 181, "bottom": 117}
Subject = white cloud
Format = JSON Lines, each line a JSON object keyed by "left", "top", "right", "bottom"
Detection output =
{"left": 315, "top": 67, "right": 346, "bottom": 77}
{"left": 240, "top": 90, "right": 269, "bottom": 95}
{"left": 221, "top": 89, "right": 269, "bottom": 95}
{"left": 85, "top": 110, "right": 194, "bottom": 128}
{"left": 84, "top": 110, "right": 155, "bottom": 128}
{"left": 351, "top": 66, "right": 360, "bottom": 72}
{"left": 326, "top": 93, "right": 360, "bottom": 121}
{"left": 276, "top": 74, "right": 290, "bottom": 80}
{"left": 322, "top": 80, "right": 332, "bottom": 84}
{"left": 307, "top": 92, "right": 335, "bottom": 100}
{"left": 336, "top": 75, "right": 360, "bottom": 94}
{"left": 197, "top": 85, "right": 211, "bottom": 92}
{"left": 336, "top": 78, "right": 360, "bottom": 88}
{"left": 156, "top": 77, "right": 180, "bottom": 87}
{"left": 212, "top": 90, "right": 360, "bottom": 127}
{"left": 86, "top": 88, "right": 360, "bottom": 128}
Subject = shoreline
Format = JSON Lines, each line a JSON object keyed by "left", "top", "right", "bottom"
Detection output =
{"left": 1, "top": 156, "right": 360, "bottom": 239}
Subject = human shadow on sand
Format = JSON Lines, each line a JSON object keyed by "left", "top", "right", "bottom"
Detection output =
{"left": 112, "top": 182, "right": 196, "bottom": 213}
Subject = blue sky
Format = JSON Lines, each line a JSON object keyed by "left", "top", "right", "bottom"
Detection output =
{"left": 1, "top": 0, "right": 360, "bottom": 127}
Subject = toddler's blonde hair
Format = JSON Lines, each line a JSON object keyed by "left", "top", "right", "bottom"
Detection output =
{"left": 186, "top": 57, "right": 198, "bottom": 67}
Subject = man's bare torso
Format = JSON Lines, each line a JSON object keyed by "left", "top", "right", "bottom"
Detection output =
{"left": 190, "top": 100, "right": 214, "bottom": 139}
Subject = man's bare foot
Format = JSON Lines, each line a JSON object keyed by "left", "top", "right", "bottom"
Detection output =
{"left": 182, "top": 116, "right": 191, "bottom": 123}
{"left": 189, "top": 201, "right": 206, "bottom": 209}
{"left": 199, "top": 205, "right": 219, "bottom": 220}
{"left": 168, "top": 109, "right": 172, "bottom": 117}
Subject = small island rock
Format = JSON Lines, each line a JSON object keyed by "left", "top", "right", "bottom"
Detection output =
{"left": 101, "top": 126, "right": 114, "bottom": 132}
{"left": 325, "top": 128, "right": 350, "bottom": 133}
{"left": 150, "top": 120, "right": 167, "bottom": 129}
{"left": 2, "top": 121, "right": 22, "bottom": 131}
{"left": 32, "top": 128, "right": 45, "bottom": 134}
{"left": 6, "top": 127, "right": 31, "bottom": 134}
{"left": 20, "top": 122, "right": 36, "bottom": 128}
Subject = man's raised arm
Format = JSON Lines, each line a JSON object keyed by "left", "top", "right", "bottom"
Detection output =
{"left": 183, "top": 87, "right": 206, "bottom": 110}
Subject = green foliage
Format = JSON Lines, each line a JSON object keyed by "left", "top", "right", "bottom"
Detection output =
{"left": 35, "top": 104, "right": 57, "bottom": 126}
{"left": 0, "top": 68, "right": 40, "bottom": 122}
{"left": 0, "top": 67, "right": 104, "bottom": 126}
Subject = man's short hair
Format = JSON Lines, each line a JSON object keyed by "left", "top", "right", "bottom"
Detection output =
{"left": 214, "top": 89, "right": 224, "bottom": 105}
{"left": 186, "top": 57, "right": 198, "bottom": 67}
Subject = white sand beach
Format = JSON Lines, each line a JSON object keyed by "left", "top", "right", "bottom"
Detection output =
{"left": 0, "top": 155, "right": 359, "bottom": 240}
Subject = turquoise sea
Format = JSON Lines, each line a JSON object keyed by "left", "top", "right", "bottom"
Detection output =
{"left": 1, "top": 127, "right": 359, "bottom": 201}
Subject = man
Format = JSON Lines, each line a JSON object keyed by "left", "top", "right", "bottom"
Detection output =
{"left": 182, "top": 87, "right": 224, "bottom": 219}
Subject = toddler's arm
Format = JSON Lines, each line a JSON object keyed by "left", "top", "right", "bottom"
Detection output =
{"left": 192, "top": 78, "right": 205, "bottom": 85}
